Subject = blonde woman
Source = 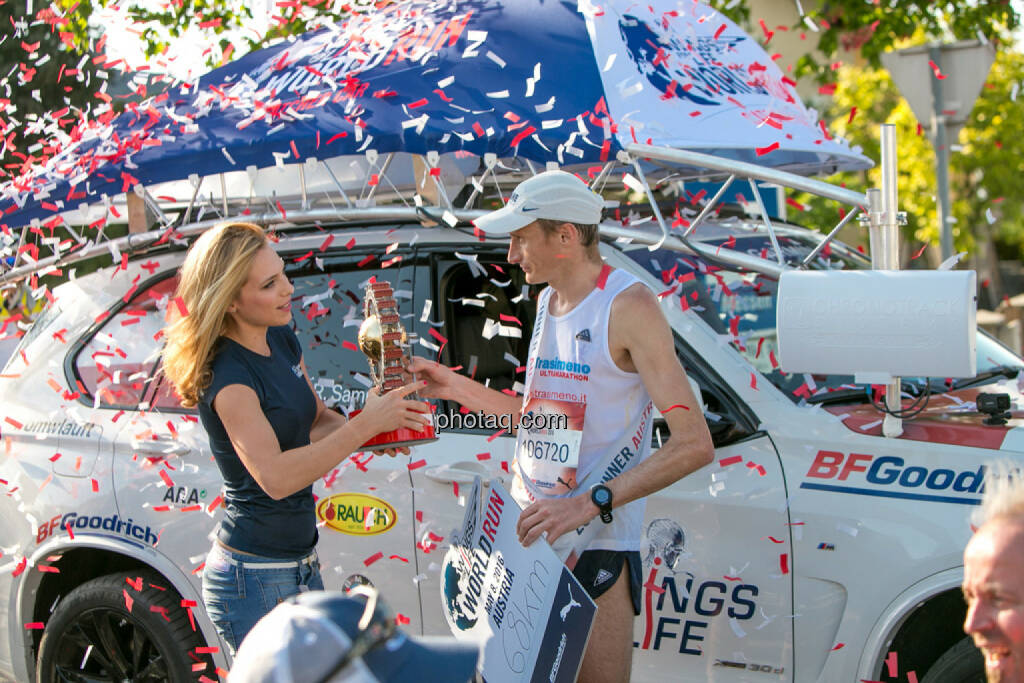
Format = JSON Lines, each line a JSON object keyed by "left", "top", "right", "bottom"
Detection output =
{"left": 162, "top": 222, "right": 429, "bottom": 653}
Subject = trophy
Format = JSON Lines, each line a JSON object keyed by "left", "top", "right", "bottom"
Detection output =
{"left": 356, "top": 280, "right": 438, "bottom": 448}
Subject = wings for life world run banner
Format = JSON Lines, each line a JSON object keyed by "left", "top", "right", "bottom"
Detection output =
{"left": 441, "top": 479, "right": 596, "bottom": 683}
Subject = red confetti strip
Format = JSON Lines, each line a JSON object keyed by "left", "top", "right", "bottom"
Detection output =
{"left": 319, "top": 234, "right": 334, "bottom": 252}
{"left": 428, "top": 328, "right": 448, "bottom": 345}
{"left": 910, "top": 243, "right": 927, "bottom": 260}
{"left": 832, "top": 642, "right": 845, "bottom": 651}
{"left": 476, "top": 452, "right": 491, "bottom": 461}
{"left": 12, "top": 557, "right": 27, "bottom": 577}
{"left": 126, "top": 576, "right": 143, "bottom": 591}
{"left": 206, "top": 495, "right": 223, "bottom": 513}
{"left": 123, "top": 589, "right": 134, "bottom": 612}
{"left": 24, "top": 622, "right": 44, "bottom": 630}
{"left": 884, "top": 651, "right": 898, "bottom": 677}
{"left": 91, "top": 479, "right": 99, "bottom": 492}
{"left": 364, "top": 551, "right": 384, "bottom": 567}
{"left": 713, "top": 23, "right": 726, "bottom": 40}
{"left": 396, "top": 613, "right": 411, "bottom": 625}
{"left": 407, "top": 459, "right": 426, "bottom": 470}
{"left": 159, "top": 470, "right": 174, "bottom": 488}
{"left": 150, "top": 606, "right": 171, "bottom": 621}
{"left": 756, "top": 142, "right": 780, "bottom": 156}
{"left": 779, "top": 553, "right": 789, "bottom": 574}
{"left": 389, "top": 555, "right": 409, "bottom": 563}
{"left": 194, "top": 646, "right": 220, "bottom": 655}
{"left": 595, "top": 263, "right": 611, "bottom": 290}
{"left": 847, "top": 106, "right": 857, "bottom": 124}
{"left": 719, "top": 455, "right": 743, "bottom": 467}
{"left": 767, "top": 536, "right": 784, "bottom": 544}
{"left": 4, "top": 417, "right": 23, "bottom": 429}
{"left": 750, "top": 373, "right": 758, "bottom": 389}
{"left": 171, "top": 297, "right": 189, "bottom": 318}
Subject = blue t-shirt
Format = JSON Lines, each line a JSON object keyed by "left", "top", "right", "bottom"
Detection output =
{"left": 198, "top": 326, "right": 318, "bottom": 557}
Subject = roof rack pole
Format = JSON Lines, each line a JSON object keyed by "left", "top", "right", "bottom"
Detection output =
{"left": 299, "top": 164, "right": 309, "bottom": 210}
{"left": 589, "top": 161, "right": 615, "bottom": 191}
{"left": 12, "top": 224, "right": 28, "bottom": 271}
{"left": 629, "top": 157, "right": 671, "bottom": 250}
{"left": 219, "top": 174, "right": 228, "bottom": 216}
{"left": 683, "top": 174, "right": 735, "bottom": 238}
{"left": 137, "top": 185, "right": 171, "bottom": 227}
{"left": 182, "top": 175, "right": 204, "bottom": 225}
{"left": 748, "top": 178, "right": 785, "bottom": 266}
{"left": 625, "top": 143, "right": 867, "bottom": 207}
{"left": 321, "top": 162, "right": 354, "bottom": 208}
{"left": 800, "top": 206, "right": 861, "bottom": 268}
{"left": 365, "top": 152, "right": 394, "bottom": 202}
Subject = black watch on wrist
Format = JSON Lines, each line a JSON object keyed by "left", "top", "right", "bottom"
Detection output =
{"left": 590, "top": 484, "right": 613, "bottom": 524}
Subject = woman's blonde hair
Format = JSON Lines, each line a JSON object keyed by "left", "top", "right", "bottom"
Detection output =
{"left": 162, "top": 222, "right": 268, "bottom": 408}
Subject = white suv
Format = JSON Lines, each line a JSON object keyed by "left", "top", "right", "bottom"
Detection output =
{"left": 0, "top": 210, "right": 1017, "bottom": 682}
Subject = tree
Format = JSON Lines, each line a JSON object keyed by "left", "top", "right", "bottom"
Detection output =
{"left": 792, "top": 47, "right": 1024, "bottom": 307}
{"left": 51, "top": 0, "right": 1018, "bottom": 84}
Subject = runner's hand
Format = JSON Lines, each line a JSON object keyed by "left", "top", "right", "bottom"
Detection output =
{"left": 407, "top": 357, "right": 459, "bottom": 402}
{"left": 517, "top": 495, "right": 598, "bottom": 547}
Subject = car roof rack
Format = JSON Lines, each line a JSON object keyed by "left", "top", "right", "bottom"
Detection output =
{"left": 0, "top": 145, "right": 867, "bottom": 294}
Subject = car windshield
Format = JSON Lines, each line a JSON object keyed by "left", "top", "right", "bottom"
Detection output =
{"left": 625, "top": 230, "right": 1024, "bottom": 404}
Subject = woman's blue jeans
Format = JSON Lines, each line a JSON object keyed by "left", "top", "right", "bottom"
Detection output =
{"left": 201, "top": 543, "right": 324, "bottom": 655}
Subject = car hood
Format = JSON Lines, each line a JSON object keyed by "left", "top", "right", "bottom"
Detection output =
{"left": 825, "top": 385, "right": 1024, "bottom": 452}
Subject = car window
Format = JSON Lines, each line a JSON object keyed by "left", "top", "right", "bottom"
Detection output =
{"left": 626, "top": 233, "right": 1024, "bottom": 402}
{"left": 73, "top": 275, "right": 177, "bottom": 409}
{"left": 426, "top": 248, "right": 539, "bottom": 397}
{"left": 289, "top": 248, "right": 421, "bottom": 413}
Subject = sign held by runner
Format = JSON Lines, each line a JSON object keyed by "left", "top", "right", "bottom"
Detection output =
{"left": 440, "top": 478, "right": 596, "bottom": 682}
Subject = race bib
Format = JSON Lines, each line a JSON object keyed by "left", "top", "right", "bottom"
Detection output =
{"left": 515, "top": 397, "right": 586, "bottom": 495}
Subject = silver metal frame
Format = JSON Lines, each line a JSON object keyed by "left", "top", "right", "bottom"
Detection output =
{"left": 0, "top": 143, "right": 869, "bottom": 288}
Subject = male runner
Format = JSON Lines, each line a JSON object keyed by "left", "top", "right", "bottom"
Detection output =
{"left": 411, "top": 170, "right": 713, "bottom": 682}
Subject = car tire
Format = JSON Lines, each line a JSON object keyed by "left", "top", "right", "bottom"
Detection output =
{"left": 920, "top": 636, "right": 986, "bottom": 683}
{"left": 36, "top": 570, "right": 208, "bottom": 683}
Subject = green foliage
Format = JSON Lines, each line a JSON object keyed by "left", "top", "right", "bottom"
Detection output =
{"left": 795, "top": 0, "right": 1019, "bottom": 83}
{"left": 794, "top": 49, "right": 1024, "bottom": 270}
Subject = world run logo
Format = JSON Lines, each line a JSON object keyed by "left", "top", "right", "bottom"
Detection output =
{"left": 617, "top": 14, "right": 777, "bottom": 106}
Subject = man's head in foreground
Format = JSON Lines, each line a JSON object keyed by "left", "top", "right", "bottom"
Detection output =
{"left": 964, "top": 462, "right": 1024, "bottom": 682}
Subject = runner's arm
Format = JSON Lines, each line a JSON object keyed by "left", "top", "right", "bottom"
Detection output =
{"left": 408, "top": 356, "right": 523, "bottom": 425}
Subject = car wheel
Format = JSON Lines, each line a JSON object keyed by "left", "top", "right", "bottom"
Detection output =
{"left": 921, "top": 636, "right": 986, "bottom": 683}
{"left": 36, "top": 571, "right": 208, "bottom": 683}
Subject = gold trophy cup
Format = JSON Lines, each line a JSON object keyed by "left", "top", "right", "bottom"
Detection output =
{"left": 355, "top": 280, "right": 437, "bottom": 448}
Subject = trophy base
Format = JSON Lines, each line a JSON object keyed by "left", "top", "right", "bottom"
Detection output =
{"left": 351, "top": 412, "right": 439, "bottom": 449}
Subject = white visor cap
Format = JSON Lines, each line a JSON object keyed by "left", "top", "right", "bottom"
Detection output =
{"left": 473, "top": 170, "right": 604, "bottom": 235}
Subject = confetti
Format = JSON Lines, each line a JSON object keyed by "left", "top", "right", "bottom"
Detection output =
{"left": 719, "top": 455, "right": 743, "bottom": 467}
{"left": 123, "top": 589, "right": 134, "bottom": 612}
{"left": 24, "top": 622, "right": 44, "bottom": 630}
{"left": 364, "top": 551, "right": 384, "bottom": 567}
{"left": 779, "top": 553, "right": 789, "bottom": 574}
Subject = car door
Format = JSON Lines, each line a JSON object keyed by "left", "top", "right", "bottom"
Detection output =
{"left": 407, "top": 243, "right": 535, "bottom": 635}
{"left": 631, "top": 341, "right": 793, "bottom": 682}
{"left": 283, "top": 242, "right": 424, "bottom": 627}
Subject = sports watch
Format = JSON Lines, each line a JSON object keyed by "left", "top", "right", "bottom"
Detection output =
{"left": 590, "top": 484, "right": 613, "bottom": 524}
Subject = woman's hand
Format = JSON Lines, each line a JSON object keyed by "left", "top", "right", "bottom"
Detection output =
{"left": 354, "top": 382, "right": 432, "bottom": 439}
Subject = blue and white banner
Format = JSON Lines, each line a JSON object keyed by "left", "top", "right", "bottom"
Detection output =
{"left": 0, "top": 0, "right": 869, "bottom": 227}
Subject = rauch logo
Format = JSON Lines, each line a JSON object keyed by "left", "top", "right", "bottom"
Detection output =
{"left": 316, "top": 493, "right": 397, "bottom": 536}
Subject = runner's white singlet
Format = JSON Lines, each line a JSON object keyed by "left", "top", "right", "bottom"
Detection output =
{"left": 513, "top": 266, "right": 655, "bottom": 557}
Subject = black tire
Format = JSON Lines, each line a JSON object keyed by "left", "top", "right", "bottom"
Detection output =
{"left": 36, "top": 570, "right": 210, "bottom": 683}
{"left": 921, "top": 636, "right": 986, "bottom": 683}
